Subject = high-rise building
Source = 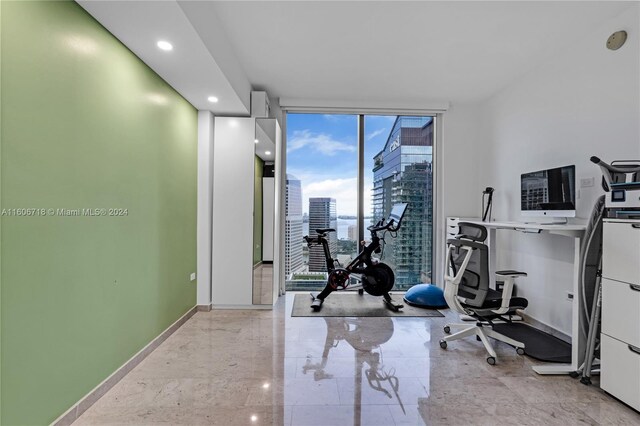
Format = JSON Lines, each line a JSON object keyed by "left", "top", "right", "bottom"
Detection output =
{"left": 372, "top": 116, "right": 433, "bottom": 288}
{"left": 308, "top": 197, "right": 337, "bottom": 272}
{"left": 285, "top": 175, "right": 304, "bottom": 276}
{"left": 347, "top": 224, "right": 358, "bottom": 241}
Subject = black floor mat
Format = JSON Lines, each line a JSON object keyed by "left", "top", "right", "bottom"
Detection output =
{"left": 291, "top": 293, "right": 444, "bottom": 317}
{"left": 493, "top": 323, "right": 572, "bottom": 363}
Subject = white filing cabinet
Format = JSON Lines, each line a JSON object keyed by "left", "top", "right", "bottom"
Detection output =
{"left": 601, "top": 219, "right": 640, "bottom": 411}
{"left": 446, "top": 217, "right": 461, "bottom": 241}
{"left": 446, "top": 217, "right": 481, "bottom": 240}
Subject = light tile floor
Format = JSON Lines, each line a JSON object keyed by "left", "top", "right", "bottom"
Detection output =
{"left": 75, "top": 293, "right": 640, "bottom": 425}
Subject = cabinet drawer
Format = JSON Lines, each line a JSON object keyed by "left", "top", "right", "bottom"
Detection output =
{"left": 603, "top": 221, "right": 640, "bottom": 284}
{"left": 601, "top": 334, "right": 640, "bottom": 411}
{"left": 602, "top": 278, "right": 640, "bottom": 347}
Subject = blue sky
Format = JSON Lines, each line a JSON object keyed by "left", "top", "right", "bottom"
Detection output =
{"left": 287, "top": 114, "right": 396, "bottom": 216}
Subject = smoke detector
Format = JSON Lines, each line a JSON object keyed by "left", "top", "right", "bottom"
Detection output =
{"left": 606, "top": 31, "right": 627, "bottom": 50}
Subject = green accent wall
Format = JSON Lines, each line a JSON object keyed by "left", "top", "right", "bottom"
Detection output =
{"left": 0, "top": 2, "right": 197, "bottom": 425}
{"left": 253, "top": 156, "right": 264, "bottom": 265}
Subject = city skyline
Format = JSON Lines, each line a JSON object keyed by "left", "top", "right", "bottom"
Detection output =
{"left": 372, "top": 116, "right": 434, "bottom": 287}
{"left": 286, "top": 114, "right": 396, "bottom": 216}
{"left": 285, "top": 114, "right": 434, "bottom": 289}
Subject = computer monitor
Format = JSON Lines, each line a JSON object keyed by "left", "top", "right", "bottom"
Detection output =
{"left": 521, "top": 165, "right": 576, "bottom": 218}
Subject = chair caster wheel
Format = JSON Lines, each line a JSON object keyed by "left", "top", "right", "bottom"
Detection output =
{"left": 439, "top": 340, "right": 447, "bottom": 349}
{"left": 516, "top": 347, "right": 525, "bottom": 355}
{"left": 358, "top": 288, "right": 364, "bottom": 295}
{"left": 487, "top": 356, "right": 496, "bottom": 365}
{"left": 443, "top": 326, "right": 451, "bottom": 334}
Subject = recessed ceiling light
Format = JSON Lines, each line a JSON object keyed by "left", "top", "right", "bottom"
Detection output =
{"left": 254, "top": 139, "right": 259, "bottom": 144}
{"left": 262, "top": 382, "right": 270, "bottom": 389}
{"left": 157, "top": 40, "right": 173, "bottom": 51}
{"left": 207, "top": 96, "right": 219, "bottom": 103}
{"left": 265, "top": 151, "right": 271, "bottom": 155}
{"left": 250, "top": 415, "right": 258, "bottom": 422}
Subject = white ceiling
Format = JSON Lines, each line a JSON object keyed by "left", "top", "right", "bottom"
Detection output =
{"left": 78, "top": 0, "right": 250, "bottom": 115}
{"left": 208, "top": 0, "right": 633, "bottom": 105}
{"left": 80, "top": 1, "right": 634, "bottom": 113}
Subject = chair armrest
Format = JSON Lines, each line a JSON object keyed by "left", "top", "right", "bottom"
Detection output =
{"left": 492, "top": 270, "right": 527, "bottom": 315}
{"left": 496, "top": 270, "right": 528, "bottom": 277}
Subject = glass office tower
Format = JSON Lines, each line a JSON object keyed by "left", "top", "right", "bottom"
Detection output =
{"left": 285, "top": 175, "right": 304, "bottom": 276}
{"left": 308, "top": 197, "right": 337, "bottom": 272}
{"left": 371, "top": 116, "right": 433, "bottom": 288}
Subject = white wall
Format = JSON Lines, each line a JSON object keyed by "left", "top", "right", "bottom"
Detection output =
{"left": 476, "top": 5, "right": 640, "bottom": 334}
{"left": 435, "top": 104, "right": 485, "bottom": 284}
{"left": 212, "top": 117, "right": 256, "bottom": 307}
{"left": 441, "top": 104, "right": 485, "bottom": 219}
{"left": 197, "top": 111, "right": 214, "bottom": 306}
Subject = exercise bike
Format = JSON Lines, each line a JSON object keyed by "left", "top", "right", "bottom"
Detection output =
{"left": 303, "top": 202, "right": 409, "bottom": 312}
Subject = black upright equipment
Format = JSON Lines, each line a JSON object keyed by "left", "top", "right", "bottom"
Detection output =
{"left": 482, "top": 187, "right": 494, "bottom": 221}
{"left": 304, "top": 203, "right": 409, "bottom": 312}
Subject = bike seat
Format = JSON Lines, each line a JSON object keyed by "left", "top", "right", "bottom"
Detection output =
{"left": 316, "top": 228, "right": 335, "bottom": 234}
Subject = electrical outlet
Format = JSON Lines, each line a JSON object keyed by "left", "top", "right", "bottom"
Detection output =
{"left": 566, "top": 292, "right": 574, "bottom": 301}
{"left": 580, "top": 177, "right": 595, "bottom": 188}
{"left": 190, "top": 272, "right": 196, "bottom": 281}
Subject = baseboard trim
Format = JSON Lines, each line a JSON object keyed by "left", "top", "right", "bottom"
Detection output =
{"left": 211, "top": 304, "right": 272, "bottom": 310}
{"left": 518, "top": 310, "right": 571, "bottom": 343}
{"left": 197, "top": 304, "right": 212, "bottom": 312}
{"left": 51, "top": 306, "right": 197, "bottom": 426}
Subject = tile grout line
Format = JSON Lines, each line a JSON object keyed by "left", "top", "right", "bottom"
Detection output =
{"left": 50, "top": 305, "right": 198, "bottom": 426}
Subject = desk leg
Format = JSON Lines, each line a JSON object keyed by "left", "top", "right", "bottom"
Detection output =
{"left": 488, "top": 227, "right": 496, "bottom": 289}
{"left": 532, "top": 236, "right": 583, "bottom": 375}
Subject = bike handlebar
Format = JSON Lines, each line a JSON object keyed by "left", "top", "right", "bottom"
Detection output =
{"left": 367, "top": 219, "right": 399, "bottom": 233}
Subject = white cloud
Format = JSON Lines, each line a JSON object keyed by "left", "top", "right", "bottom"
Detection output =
{"left": 300, "top": 176, "right": 374, "bottom": 217}
{"left": 287, "top": 130, "right": 356, "bottom": 156}
{"left": 366, "top": 128, "right": 387, "bottom": 141}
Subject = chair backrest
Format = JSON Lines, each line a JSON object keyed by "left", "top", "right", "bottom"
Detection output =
{"left": 446, "top": 223, "right": 490, "bottom": 309}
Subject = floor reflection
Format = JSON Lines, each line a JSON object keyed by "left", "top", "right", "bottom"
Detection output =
{"left": 74, "top": 293, "right": 640, "bottom": 426}
{"left": 285, "top": 297, "right": 434, "bottom": 426}
{"left": 301, "top": 317, "right": 404, "bottom": 424}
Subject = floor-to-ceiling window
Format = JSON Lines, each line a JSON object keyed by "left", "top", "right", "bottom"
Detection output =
{"left": 285, "top": 113, "right": 434, "bottom": 291}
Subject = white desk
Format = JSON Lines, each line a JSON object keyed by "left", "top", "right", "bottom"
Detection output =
{"left": 463, "top": 220, "right": 586, "bottom": 375}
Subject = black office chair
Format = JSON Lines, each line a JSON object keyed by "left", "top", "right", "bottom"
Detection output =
{"left": 439, "top": 222, "right": 528, "bottom": 365}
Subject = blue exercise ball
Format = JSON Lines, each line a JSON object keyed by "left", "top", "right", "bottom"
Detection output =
{"left": 404, "top": 284, "right": 448, "bottom": 309}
